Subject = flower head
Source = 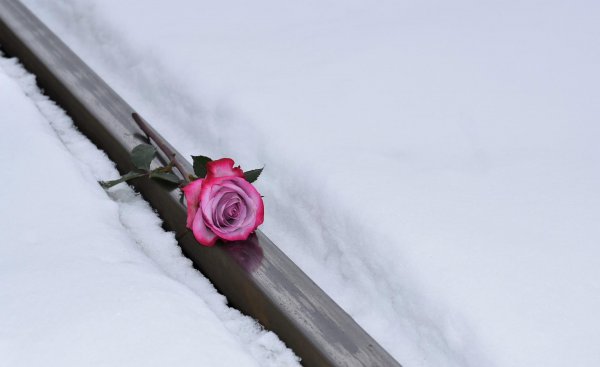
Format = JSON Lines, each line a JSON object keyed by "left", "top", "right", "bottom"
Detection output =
{"left": 183, "top": 158, "right": 264, "bottom": 246}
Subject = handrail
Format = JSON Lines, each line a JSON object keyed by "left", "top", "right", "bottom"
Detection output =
{"left": 0, "top": 1, "right": 402, "bottom": 365}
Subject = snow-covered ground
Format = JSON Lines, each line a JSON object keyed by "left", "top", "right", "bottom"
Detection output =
{"left": 15, "top": 1, "right": 600, "bottom": 366}
{"left": 0, "top": 55, "right": 299, "bottom": 367}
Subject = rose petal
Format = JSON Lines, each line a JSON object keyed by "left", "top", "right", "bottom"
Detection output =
{"left": 182, "top": 179, "right": 204, "bottom": 228}
{"left": 214, "top": 192, "right": 244, "bottom": 229}
{"left": 200, "top": 177, "right": 264, "bottom": 241}
{"left": 200, "top": 178, "right": 247, "bottom": 230}
{"left": 231, "top": 177, "right": 264, "bottom": 228}
{"left": 191, "top": 209, "right": 218, "bottom": 246}
{"left": 253, "top": 195, "right": 265, "bottom": 229}
{"left": 206, "top": 158, "right": 244, "bottom": 179}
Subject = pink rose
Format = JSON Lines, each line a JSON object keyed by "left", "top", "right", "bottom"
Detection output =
{"left": 182, "top": 158, "right": 264, "bottom": 246}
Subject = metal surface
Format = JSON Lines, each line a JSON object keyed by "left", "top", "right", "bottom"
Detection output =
{"left": 0, "top": 1, "right": 402, "bottom": 366}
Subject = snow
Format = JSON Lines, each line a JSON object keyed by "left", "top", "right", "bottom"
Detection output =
{"left": 14, "top": 1, "right": 600, "bottom": 366}
{"left": 0, "top": 55, "right": 300, "bottom": 367}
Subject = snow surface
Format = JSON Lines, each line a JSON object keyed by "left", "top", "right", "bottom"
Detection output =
{"left": 17, "top": 1, "right": 600, "bottom": 366}
{"left": 0, "top": 55, "right": 299, "bottom": 367}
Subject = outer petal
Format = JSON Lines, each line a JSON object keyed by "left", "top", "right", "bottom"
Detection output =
{"left": 232, "top": 177, "right": 265, "bottom": 229}
{"left": 253, "top": 194, "right": 265, "bottom": 229}
{"left": 191, "top": 209, "right": 218, "bottom": 246}
{"left": 182, "top": 178, "right": 203, "bottom": 228}
{"left": 206, "top": 158, "right": 244, "bottom": 179}
{"left": 219, "top": 229, "right": 253, "bottom": 242}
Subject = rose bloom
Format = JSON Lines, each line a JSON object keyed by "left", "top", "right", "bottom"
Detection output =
{"left": 182, "top": 158, "right": 264, "bottom": 246}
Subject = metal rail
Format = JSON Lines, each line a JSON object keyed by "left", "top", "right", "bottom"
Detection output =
{"left": 0, "top": 1, "right": 402, "bottom": 366}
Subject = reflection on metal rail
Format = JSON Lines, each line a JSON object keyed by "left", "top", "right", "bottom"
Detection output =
{"left": 0, "top": 1, "right": 402, "bottom": 365}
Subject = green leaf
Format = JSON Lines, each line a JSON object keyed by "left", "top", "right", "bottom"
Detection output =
{"left": 244, "top": 167, "right": 263, "bottom": 183}
{"left": 192, "top": 155, "right": 212, "bottom": 178}
{"left": 149, "top": 171, "right": 181, "bottom": 184}
{"left": 99, "top": 170, "right": 146, "bottom": 189}
{"left": 148, "top": 172, "right": 180, "bottom": 191}
{"left": 130, "top": 143, "right": 157, "bottom": 171}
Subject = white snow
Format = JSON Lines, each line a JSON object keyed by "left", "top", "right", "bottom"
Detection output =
{"left": 14, "top": 1, "right": 600, "bottom": 366}
{"left": 0, "top": 55, "right": 299, "bottom": 367}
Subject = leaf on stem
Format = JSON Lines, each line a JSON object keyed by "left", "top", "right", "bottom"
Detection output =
{"left": 244, "top": 167, "right": 263, "bottom": 183}
{"left": 192, "top": 155, "right": 212, "bottom": 178}
{"left": 99, "top": 170, "right": 146, "bottom": 189}
{"left": 149, "top": 171, "right": 181, "bottom": 191}
{"left": 149, "top": 171, "right": 181, "bottom": 184}
{"left": 131, "top": 143, "right": 157, "bottom": 171}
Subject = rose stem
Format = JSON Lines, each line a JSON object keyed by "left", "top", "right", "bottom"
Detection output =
{"left": 131, "top": 112, "right": 192, "bottom": 184}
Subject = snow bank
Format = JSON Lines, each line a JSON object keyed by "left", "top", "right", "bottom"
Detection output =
{"left": 19, "top": 1, "right": 600, "bottom": 366}
{"left": 0, "top": 54, "right": 299, "bottom": 367}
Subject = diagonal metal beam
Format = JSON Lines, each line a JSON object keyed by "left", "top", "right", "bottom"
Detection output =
{"left": 0, "top": 1, "right": 402, "bottom": 365}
